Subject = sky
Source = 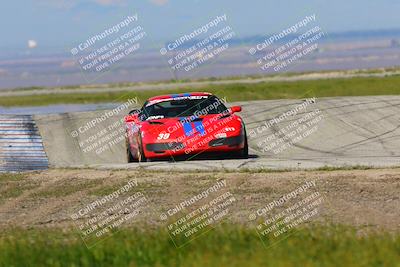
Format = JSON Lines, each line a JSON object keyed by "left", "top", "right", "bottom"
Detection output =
{"left": 0, "top": 0, "right": 399, "bottom": 50}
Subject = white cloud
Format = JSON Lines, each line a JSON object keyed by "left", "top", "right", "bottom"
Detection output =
{"left": 28, "top": 40, "right": 38, "bottom": 49}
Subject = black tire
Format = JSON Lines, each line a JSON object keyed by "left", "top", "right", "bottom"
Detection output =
{"left": 238, "top": 134, "right": 249, "bottom": 159}
{"left": 126, "top": 137, "right": 135, "bottom": 163}
{"left": 137, "top": 134, "right": 148, "bottom": 162}
{"left": 235, "top": 126, "right": 248, "bottom": 159}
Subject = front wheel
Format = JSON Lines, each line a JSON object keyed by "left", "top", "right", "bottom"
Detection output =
{"left": 237, "top": 134, "right": 249, "bottom": 159}
{"left": 235, "top": 126, "right": 248, "bottom": 159}
{"left": 137, "top": 134, "right": 149, "bottom": 162}
{"left": 126, "top": 137, "right": 135, "bottom": 163}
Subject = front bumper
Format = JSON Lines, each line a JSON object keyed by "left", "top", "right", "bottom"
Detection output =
{"left": 144, "top": 134, "right": 245, "bottom": 158}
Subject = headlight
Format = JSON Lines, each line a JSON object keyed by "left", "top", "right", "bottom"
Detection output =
{"left": 215, "top": 133, "right": 227, "bottom": 138}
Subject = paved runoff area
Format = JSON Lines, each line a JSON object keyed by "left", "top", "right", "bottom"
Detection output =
{"left": 27, "top": 95, "right": 400, "bottom": 171}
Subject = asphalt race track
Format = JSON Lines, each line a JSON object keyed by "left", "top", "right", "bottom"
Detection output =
{"left": 34, "top": 95, "right": 400, "bottom": 171}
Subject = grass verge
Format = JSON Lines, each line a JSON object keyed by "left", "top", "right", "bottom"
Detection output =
{"left": 1, "top": 75, "right": 400, "bottom": 106}
{"left": 0, "top": 224, "right": 399, "bottom": 267}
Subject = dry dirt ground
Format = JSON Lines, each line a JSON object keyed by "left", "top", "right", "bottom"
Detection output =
{"left": 0, "top": 168, "right": 399, "bottom": 231}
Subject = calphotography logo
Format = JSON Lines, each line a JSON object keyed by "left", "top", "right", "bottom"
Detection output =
{"left": 249, "top": 180, "right": 326, "bottom": 249}
{"left": 71, "top": 12, "right": 147, "bottom": 81}
{"left": 70, "top": 179, "right": 148, "bottom": 248}
{"left": 248, "top": 14, "right": 326, "bottom": 73}
{"left": 159, "top": 14, "right": 236, "bottom": 77}
{"left": 247, "top": 97, "right": 324, "bottom": 156}
{"left": 69, "top": 97, "right": 140, "bottom": 156}
{"left": 160, "top": 179, "right": 236, "bottom": 248}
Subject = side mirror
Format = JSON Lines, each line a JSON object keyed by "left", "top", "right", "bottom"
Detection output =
{"left": 125, "top": 114, "right": 138, "bottom": 123}
{"left": 230, "top": 106, "right": 242, "bottom": 113}
{"left": 125, "top": 109, "right": 141, "bottom": 122}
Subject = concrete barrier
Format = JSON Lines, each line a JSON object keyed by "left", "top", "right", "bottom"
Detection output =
{"left": 34, "top": 110, "right": 129, "bottom": 167}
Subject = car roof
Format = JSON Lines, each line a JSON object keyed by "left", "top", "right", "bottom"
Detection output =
{"left": 147, "top": 92, "right": 212, "bottom": 102}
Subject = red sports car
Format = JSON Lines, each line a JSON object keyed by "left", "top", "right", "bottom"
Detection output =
{"left": 124, "top": 92, "right": 248, "bottom": 162}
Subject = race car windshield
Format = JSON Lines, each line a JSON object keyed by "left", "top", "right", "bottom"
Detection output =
{"left": 141, "top": 96, "right": 228, "bottom": 120}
